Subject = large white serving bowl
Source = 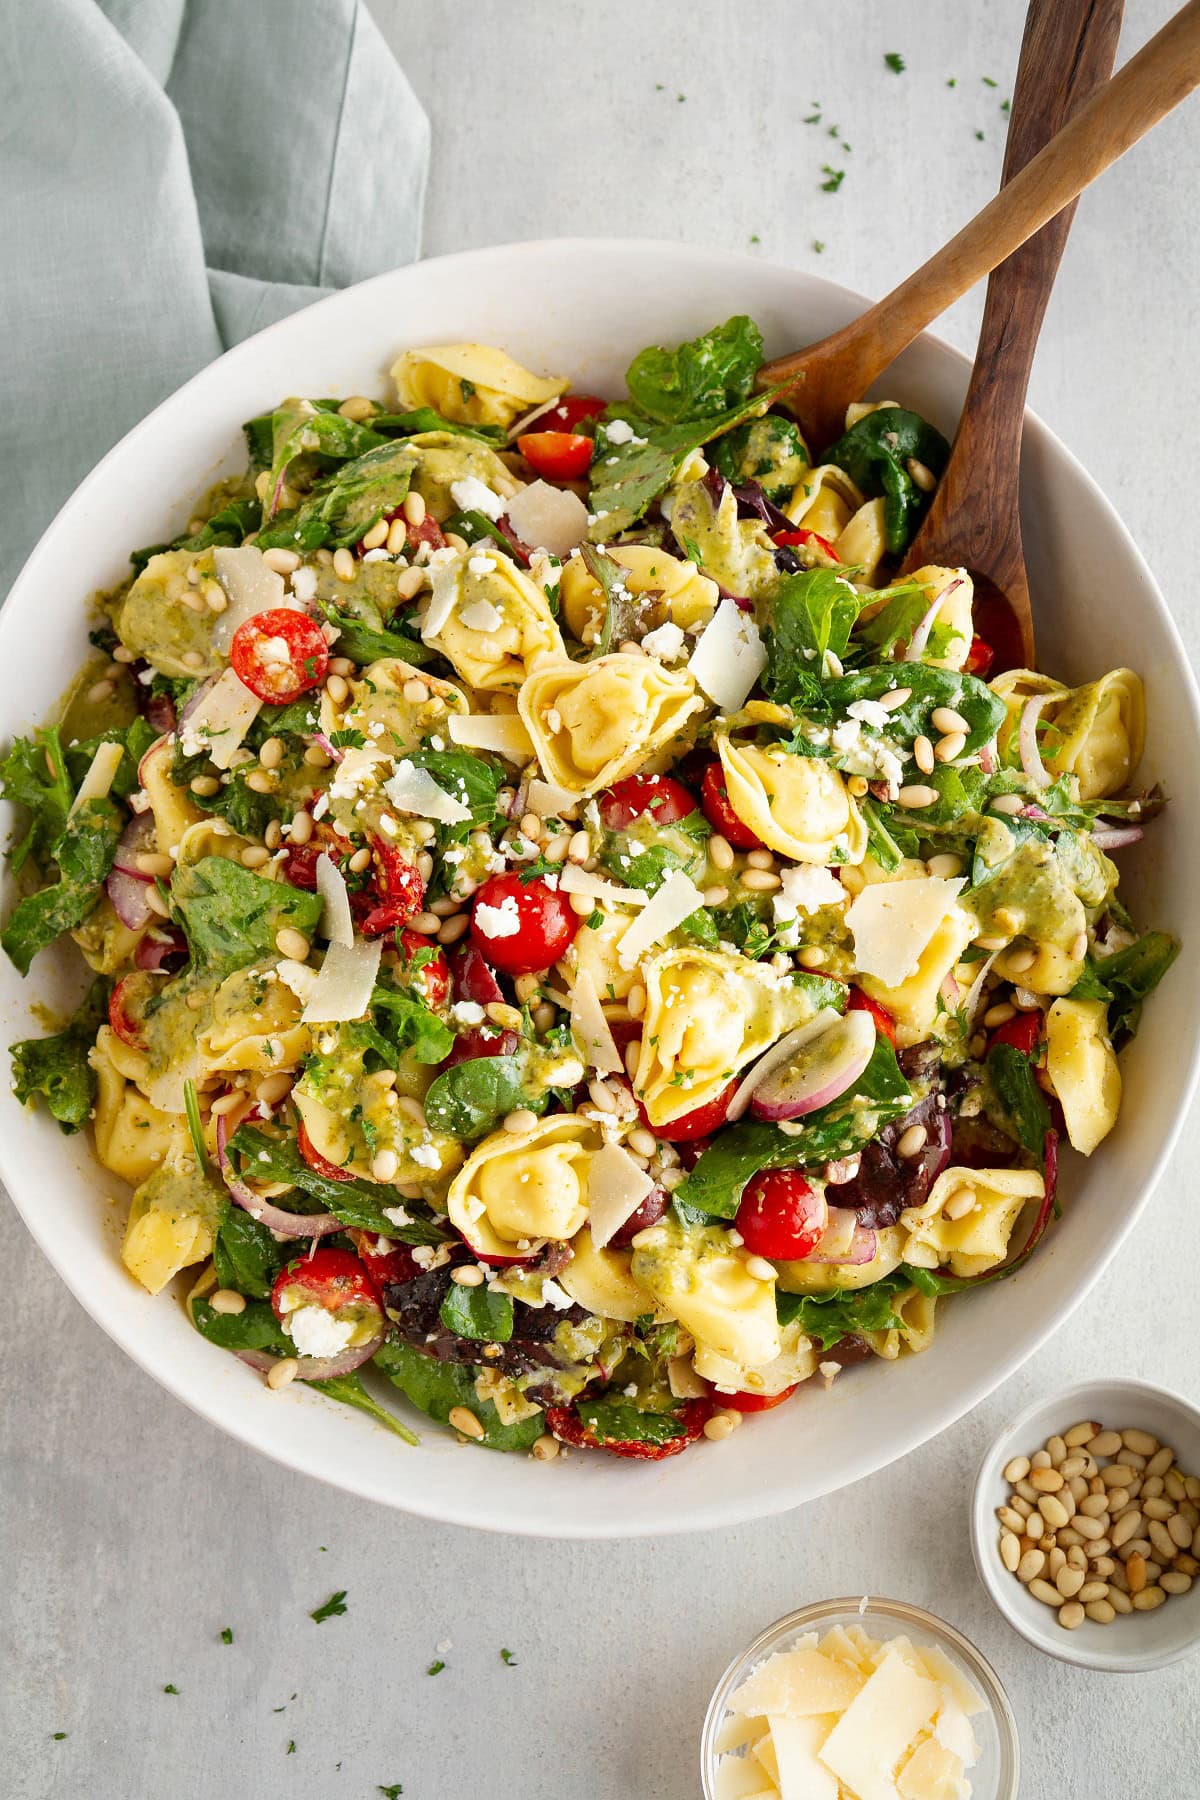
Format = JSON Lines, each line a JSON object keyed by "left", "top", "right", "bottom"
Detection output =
{"left": 1, "top": 240, "right": 1196, "bottom": 1538}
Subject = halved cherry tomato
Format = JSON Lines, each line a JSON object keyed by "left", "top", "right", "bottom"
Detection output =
{"left": 394, "top": 929, "right": 450, "bottom": 1008}
{"left": 354, "top": 840, "right": 425, "bottom": 938}
{"left": 544, "top": 1397, "right": 712, "bottom": 1460}
{"left": 382, "top": 506, "right": 446, "bottom": 558}
{"left": 348, "top": 1229, "right": 421, "bottom": 1291}
{"left": 470, "top": 872, "right": 578, "bottom": 975}
{"left": 517, "top": 430, "right": 594, "bottom": 483}
{"left": 639, "top": 1077, "right": 739, "bottom": 1144}
{"left": 723, "top": 1384, "right": 799, "bottom": 1413}
{"left": 270, "top": 1247, "right": 383, "bottom": 1340}
{"left": 297, "top": 1120, "right": 354, "bottom": 1183}
{"left": 989, "top": 1010, "right": 1042, "bottom": 1057}
{"left": 445, "top": 1024, "right": 520, "bottom": 1068}
{"left": 229, "top": 608, "right": 329, "bottom": 703}
{"left": 598, "top": 773, "right": 697, "bottom": 832}
{"left": 700, "top": 761, "right": 764, "bottom": 850}
{"left": 108, "top": 973, "right": 154, "bottom": 1049}
{"left": 532, "top": 395, "right": 607, "bottom": 435}
{"left": 963, "top": 635, "right": 994, "bottom": 678}
{"left": 971, "top": 586, "right": 1026, "bottom": 678}
{"left": 847, "top": 987, "right": 896, "bottom": 1046}
{"left": 735, "top": 1170, "right": 827, "bottom": 1260}
{"left": 773, "top": 527, "right": 838, "bottom": 561}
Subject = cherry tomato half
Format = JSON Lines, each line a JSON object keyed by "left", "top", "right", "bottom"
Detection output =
{"left": 533, "top": 395, "right": 607, "bottom": 435}
{"left": 517, "top": 430, "right": 594, "bottom": 483}
{"left": 722, "top": 1384, "right": 800, "bottom": 1414}
{"left": 297, "top": 1120, "right": 354, "bottom": 1183}
{"left": 989, "top": 1010, "right": 1042, "bottom": 1057}
{"left": 354, "top": 840, "right": 425, "bottom": 938}
{"left": 348, "top": 1229, "right": 421, "bottom": 1290}
{"left": 108, "top": 972, "right": 156, "bottom": 1049}
{"left": 963, "top": 635, "right": 995, "bottom": 678}
{"left": 700, "top": 761, "right": 764, "bottom": 850}
{"left": 394, "top": 929, "right": 451, "bottom": 1008}
{"left": 470, "top": 872, "right": 578, "bottom": 975}
{"left": 846, "top": 987, "right": 896, "bottom": 1046}
{"left": 640, "top": 1078, "right": 739, "bottom": 1144}
{"left": 598, "top": 773, "right": 697, "bottom": 832}
{"left": 382, "top": 506, "right": 446, "bottom": 558}
{"left": 772, "top": 527, "right": 838, "bottom": 562}
{"left": 270, "top": 1247, "right": 383, "bottom": 1340}
{"left": 735, "top": 1170, "right": 827, "bottom": 1261}
{"left": 544, "top": 1397, "right": 712, "bottom": 1460}
{"left": 229, "top": 608, "right": 329, "bottom": 703}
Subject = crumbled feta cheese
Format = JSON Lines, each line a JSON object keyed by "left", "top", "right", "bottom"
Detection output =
{"left": 412, "top": 1244, "right": 453, "bottom": 1271}
{"left": 603, "top": 418, "right": 646, "bottom": 447}
{"left": 410, "top": 1143, "right": 441, "bottom": 1169}
{"left": 459, "top": 595, "right": 502, "bottom": 630}
{"left": 450, "top": 476, "right": 505, "bottom": 521}
{"left": 465, "top": 559, "right": 498, "bottom": 585}
{"left": 640, "top": 621, "right": 687, "bottom": 662}
{"left": 383, "top": 1205, "right": 413, "bottom": 1228}
{"left": 473, "top": 896, "right": 522, "bottom": 939}
{"left": 846, "top": 698, "right": 893, "bottom": 730}
{"left": 450, "top": 1000, "right": 486, "bottom": 1026}
{"left": 290, "top": 565, "right": 317, "bottom": 601}
{"left": 363, "top": 548, "right": 391, "bottom": 563}
{"left": 540, "top": 1280, "right": 575, "bottom": 1310}
{"left": 286, "top": 1305, "right": 355, "bottom": 1359}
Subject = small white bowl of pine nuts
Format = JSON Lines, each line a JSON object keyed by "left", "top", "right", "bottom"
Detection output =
{"left": 972, "top": 1378, "right": 1200, "bottom": 1672}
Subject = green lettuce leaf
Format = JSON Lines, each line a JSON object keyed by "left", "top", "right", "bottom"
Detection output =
{"left": 170, "top": 856, "right": 321, "bottom": 980}
{"left": 10, "top": 977, "right": 108, "bottom": 1132}
{"left": 626, "top": 316, "right": 764, "bottom": 424}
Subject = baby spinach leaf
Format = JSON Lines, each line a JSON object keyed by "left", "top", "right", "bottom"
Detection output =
{"left": 574, "top": 1398, "right": 691, "bottom": 1445}
{"left": 10, "top": 977, "right": 107, "bottom": 1132}
{"left": 318, "top": 603, "right": 432, "bottom": 668}
{"left": 776, "top": 1270, "right": 911, "bottom": 1348}
{"left": 1082, "top": 930, "right": 1180, "bottom": 1039}
{"left": 368, "top": 984, "right": 454, "bottom": 1066}
{"left": 423, "top": 1055, "right": 545, "bottom": 1141}
{"left": 373, "top": 1338, "right": 544, "bottom": 1452}
{"left": 986, "top": 1042, "right": 1050, "bottom": 1158}
{"left": 439, "top": 1283, "right": 515, "bottom": 1343}
{"left": 213, "top": 1208, "right": 290, "bottom": 1299}
{"left": 764, "top": 568, "right": 864, "bottom": 703}
{"left": 371, "top": 408, "right": 505, "bottom": 444}
{"left": 710, "top": 414, "right": 809, "bottom": 503}
{"left": 192, "top": 1297, "right": 291, "bottom": 1353}
{"left": 227, "top": 1124, "right": 451, "bottom": 1242}
{"left": 170, "top": 856, "right": 321, "bottom": 981}
{"left": 827, "top": 662, "right": 1005, "bottom": 757}
{"left": 825, "top": 406, "right": 950, "bottom": 553}
{"left": 626, "top": 316, "right": 764, "bottom": 424}
{"left": 1, "top": 799, "right": 122, "bottom": 973}
{"left": 129, "top": 495, "right": 262, "bottom": 574}
{"left": 264, "top": 402, "right": 388, "bottom": 516}
{"left": 310, "top": 1371, "right": 419, "bottom": 1444}
{"left": 1, "top": 725, "right": 73, "bottom": 874}
{"left": 257, "top": 441, "right": 418, "bottom": 553}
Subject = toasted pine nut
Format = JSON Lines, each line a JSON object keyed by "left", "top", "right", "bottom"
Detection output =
{"left": 209, "top": 1289, "right": 247, "bottom": 1315}
{"left": 275, "top": 928, "right": 310, "bottom": 961}
{"left": 1122, "top": 1428, "right": 1159, "bottom": 1456}
{"left": 1028, "top": 1578, "right": 1061, "bottom": 1608}
{"left": 897, "top": 784, "right": 937, "bottom": 809}
{"left": 531, "top": 1434, "right": 560, "bottom": 1461}
{"left": 1003, "top": 1455, "right": 1032, "bottom": 1484}
{"left": 267, "top": 1358, "right": 299, "bottom": 1390}
{"left": 913, "top": 735, "right": 935, "bottom": 774}
{"left": 708, "top": 834, "right": 734, "bottom": 870}
{"left": 1000, "top": 1532, "right": 1021, "bottom": 1572}
{"left": 1058, "top": 1601, "right": 1085, "bottom": 1630}
{"left": 1017, "top": 1548, "right": 1045, "bottom": 1584}
{"left": 1031, "top": 1468, "right": 1064, "bottom": 1494}
{"left": 448, "top": 1405, "right": 485, "bottom": 1440}
{"left": 931, "top": 706, "right": 969, "bottom": 735}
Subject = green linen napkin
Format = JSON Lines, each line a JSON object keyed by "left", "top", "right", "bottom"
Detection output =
{"left": 0, "top": 0, "right": 429, "bottom": 596}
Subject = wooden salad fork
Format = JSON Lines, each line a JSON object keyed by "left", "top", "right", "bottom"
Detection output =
{"left": 898, "top": 0, "right": 1125, "bottom": 667}
{"left": 758, "top": 0, "right": 1200, "bottom": 462}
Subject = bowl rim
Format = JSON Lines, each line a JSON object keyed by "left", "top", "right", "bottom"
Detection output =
{"left": 699, "top": 1594, "right": 1020, "bottom": 1800}
{"left": 3, "top": 236, "right": 1200, "bottom": 1536}
{"left": 970, "top": 1376, "right": 1200, "bottom": 1672}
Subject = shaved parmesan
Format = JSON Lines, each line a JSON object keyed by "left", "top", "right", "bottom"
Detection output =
{"left": 732, "top": 1646, "right": 863, "bottom": 1720}
{"left": 211, "top": 545, "right": 286, "bottom": 651}
{"left": 383, "top": 759, "right": 473, "bottom": 825}
{"left": 447, "top": 711, "right": 536, "bottom": 760}
{"left": 914, "top": 1648, "right": 986, "bottom": 1717}
{"left": 818, "top": 1652, "right": 940, "bottom": 1800}
{"left": 526, "top": 778, "right": 580, "bottom": 819}
{"left": 569, "top": 971, "right": 625, "bottom": 1076}
{"left": 847, "top": 877, "right": 966, "bottom": 987}
{"left": 505, "top": 479, "right": 588, "bottom": 557}
{"left": 712, "top": 1753, "right": 776, "bottom": 1800}
{"left": 459, "top": 598, "right": 504, "bottom": 634}
{"left": 558, "top": 862, "right": 649, "bottom": 910}
{"left": 421, "top": 556, "right": 461, "bottom": 639}
{"left": 68, "top": 741, "right": 125, "bottom": 816}
{"left": 316, "top": 852, "right": 353, "bottom": 947}
{"left": 585, "top": 1141, "right": 655, "bottom": 1247}
{"left": 686, "top": 597, "right": 768, "bottom": 712}
{"left": 667, "top": 1355, "right": 710, "bottom": 1401}
{"left": 897, "top": 1738, "right": 964, "bottom": 1800}
{"left": 616, "top": 870, "right": 706, "bottom": 967}
{"left": 301, "top": 937, "right": 382, "bottom": 1024}
{"left": 767, "top": 1714, "right": 839, "bottom": 1800}
{"left": 177, "top": 665, "right": 263, "bottom": 769}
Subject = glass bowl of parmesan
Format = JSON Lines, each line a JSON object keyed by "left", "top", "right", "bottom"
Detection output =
{"left": 701, "top": 1596, "right": 1019, "bottom": 1800}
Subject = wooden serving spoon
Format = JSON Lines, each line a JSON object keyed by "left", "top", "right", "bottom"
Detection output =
{"left": 898, "top": 0, "right": 1125, "bottom": 667}
{"left": 759, "top": 0, "right": 1200, "bottom": 452}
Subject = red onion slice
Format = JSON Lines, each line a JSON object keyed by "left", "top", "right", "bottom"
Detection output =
{"left": 1091, "top": 824, "right": 1144, "bottom": 851}
{"left": 750, "top": 1010, "right": 877, "bottom": 1122}
{"left": 236, "top": 1336, "right": 383, "bottom": 1382}
{"left": 136, "top": 731, "right": 172, "bottom": 784}
{"left": 1017, "top": 695, "right": 1053, "bottom": 789}
{"left": 904, "top": 576, "right": 962, "bottom": 662}
{"left": 808, "top": 1209, "right": 878, "bottom": 1266}
{"left": 726, "top": 1009, "right": 843, "bottom": 1122}
{"left": 107, "top": 844, "right": 156, "bottom": 930}
{"left": 216, "top": 1113, "right": 342, "bottom": 1240}
{"left": 135, "top": 926, "right": 188, "bottom": 971}
{"left": 111, "top": 811, "right": 157, "bottom": 879}
{"left": 310, "top": 730, "right": 344, "bottom": 764}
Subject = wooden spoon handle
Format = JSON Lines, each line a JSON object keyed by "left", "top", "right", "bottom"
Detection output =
{"left": 762, "top": 0, "right": 1200, "bottom": 403}
{"left": 902, "top": 0, "right": 1124, "bottom": 602}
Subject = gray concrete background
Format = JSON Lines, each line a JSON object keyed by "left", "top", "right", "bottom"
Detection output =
{"left": 5, "top": 2, "right": 1199, "bottom": 1795}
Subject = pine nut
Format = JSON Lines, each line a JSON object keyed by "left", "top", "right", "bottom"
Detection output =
{"left": 1064, "top": 1421, "right": 1098, "bottom": 1449}
{"left": 361, "top": 519, "right": 389, "bottom": 551}
{"left": 255, "top": 1073, "right": 294, "bottom": 1108}
{"left": 1003, "top": 1455, "right": 1032, "bottom": 1484}
{"left": 990, "top": 792, "right": 1025, "bottom": 815}
{"left": 1132, "top": 1586, "right": 1166, "bottom": 1611}
{"left": 1149, "top": 1521, "right": 1177, "bottom": 1562}
{"left": 1047, "top": 1434, "right": 1068, "bottom": 1466}
{"left": 1031, "top": 1449, "right": 1052, "bottom": 1470}
{"left": 1161, "top": 1570, "right": 1193, "bottom": 1595}
{"left": 503, "top": 1109, "right": 538, "bottom": 1135}
{"left": 1143, "top": 1497, "right": 1175, "bottom": 1521}
{"left": 878, "top": 686, "right": 911, "bottom": 711}
{"left": 896, "top": 1124, "right": 928, "bottom": 1159}
{"left": 1085, "top": 1600, "right": 1116, "bottom": 1624}
{"left": 531, "top": 1434, "right": 559, "bottom": 1461}
{"left": 447, "top": 1405, "right": 485, "bottom": 1440}
{"left": 182, "top": 650, "right": 207, "bottom": 670}
{"left": 332, "top": 546, "right": 356, "bottom": 583}
{"left": 263, "top": 547, "right": 301, "bottom": 574}
{"left": 1078, "top": 1492, "right": 1109, "bottom": 1517}
{"left": 386, "top": 518, "right": 408, "bottom": 555}
{"left": 397, "top": 565, "right": 425, "bottom": 601}
{"left": 983, "top": 1002, "right": 1016, "bottom": 1028}
{"left": 746, "top": 848, "right": 775, "bottom": 870}
{"left": 1010, "top": 1495, "right": 1033, "bottom": 1518}
{"left": 1039, "top": 1496, "right": 1070, "bottom": 1530}
{"left": 1058, "top": 1601, "right": 1085, "bottom": 1630}
{"left": 943, "top": 1186, "right": 977, "bottom": 1222}
{"left": 1109, "top": 1588, "right": 1133, "bottom": 1614}
{"left": 897, "top": 784, "right": 938, "bottom": 809}
{"left": 1088, "top": 1429, "right": 1122, "bottom": 1456}
{"left": 926, "top": 852, "right": 963, "bottom": 879}
{"left": 1166, "top": 1472, "right": 1187, "bottom": 1502}
{"left": 190, "top": 774, "right": 220, "bottom": 796}
{"left": 1091, "top": 1557, "right": 1116, "bottom": 1579}
{"left": 740, "top": 868, "right": 780, "bottom": 892}
{"left": 1102, "top": 1464, "right": 1137, "bottom": 1488}
{"left": 1067, "top": 1476, "right": 1089, "bottom": 1503}
{"left": 450, "top": 1265, "right": 485, "bottom": 1288}
{"left": 145, "top": 888, "right": 170, "bottom": 918}
{"left": 934, "top": 730, "right": 967, "bottom": 763}
{"left": 275, "top": 928, "right": 310, "bottom": 961}
{"left": 1121, "top": 1539, "right": 1152, "bottom": 1563}
{"left": 87, "top": 677, "right": 116, "bottom": 704}
{"left": 627, "top": 984, "right": 647, "bottom": 1020}
{"left": 1013, "top": 1478, "right": 1039, "bottom": 1503}
{"left": 1066, "top": 1546, "right": 1088, "bottom": 1571}
{"left": 1031, "top": 1468, "right": 1064, "bottom": 1494}
{"left": 708, "top": 834, "right": 734, "bottom": 870}
{"left": 1073, "top": 1514, "right": 1107, "bottom": 1540}
{"left": 1006, "top": 947, "right": 1036, "bottom": 973}
{"left": 1000, "top": 1532, "right": 1021, "bottom": 1572}
{"left": 402, "top": 490, "right": 428, "bottom": 528}
{"left": 1112, "top": 1511, "right": 1143, "bottom": 1548}
{"left": 437, "top": 913, "right": 470, "bottom": 946}
{"left": 1126, "top": 1552, "right": 1148, "bottom": 1593}
{"left": 1145, "top": 1445, "right": 1175, "bottom": 1478}
{"left": 1017, "top": 1548, "right": 1045, "bottom": 1584}
{"left": 267, "top": 1358, "right": 299, "bottom": 1391}
{"left": 1055, "top": 1565, "right": 1084, "bottom": 1598}
{"left": 704, "top": 1413, "right": 736, "bottom": 1441}
{"left": 1178, "top": 1553, "right": 1200, "bottom": 1576}
{"left": 1106, "top": 1487, "right": 1131, "bottom": 1513}
{"left": 913, "top": 735, "right": 935, "bottom": 774}
{"left": 1168, "top": 1513, "right": 1192, "bottom": 1549}
{"left": 1048, "top": 1548, "right": 1067, "bottom": 1579}
{"left": 1122, "top": 1428, "right": 1159, "bottom": 1456}
{"left": 931, "top": 706, "right": 969, "bottom": 735}
{"left": 1028, "top": 1579, "right": 1061, "bottom": 1608}
{"left": 1076, "top": 1580, "right": 1110, "bottom": 1604}
{"left": 209, "top": 1289, "right": 247, "bottom": 1315}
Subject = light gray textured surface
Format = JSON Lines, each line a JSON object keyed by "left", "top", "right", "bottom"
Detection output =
{"left": 4, "top": 3, "right": 1199, "bottom": 1796}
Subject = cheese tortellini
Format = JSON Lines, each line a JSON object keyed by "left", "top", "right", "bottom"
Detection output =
{"left": 559, "top": 1227, "right": 652, "bottom": 1323}
{"left": 693, "top": 1319, "right": 819, "bottom": 1397}
{"left": 390, "top": 344, "right": 565, "bottom": 431}
{"left": 992, "top": 667, "right": 1146, "bottom": 799}
{"left": 631, "top": 1219, "right": 781, "bottom": 1369}
{"left": 634, "top": 946, "right": 829, "bottom": 1127}
{"left": 557, "top": 903, "right": 641, "bottom": 1005}
{"left": 423, "top": 548, "right": 564, "bottom": 692}
{"left": 559, "top": 543, "right": 719, "bottom": 644}
{"left": 519, "top": 653, "right": 702, "bottom": 795}
{"left": 901, "top": 1167, "right": 1044, "bottom": 1279}
{"left": 121, "top": 1140, "right": 227, "bottom": 1294}
{"left": 862, "top": 1286, "right": 940, "bottom": 1361}
{"left": 1045, "top": 998, "right": 1122, "bottom": 1155}
{"left": 858, "top": 904, "right": 976, "bottom": 1049}
{"left": 330, "top": 656, "right": 469, "bottom": 756}
{"left": 91, "top": 1031, "right": 187, "bottom": 1189}
{"left": 447, "top": 1114, "right": 607, "bottom": 1258}
{"left": 666, "top": 475, "right": 779, "bottom": 600}
{"left": 716, "top": 737, "right": 868, "bottom": 866}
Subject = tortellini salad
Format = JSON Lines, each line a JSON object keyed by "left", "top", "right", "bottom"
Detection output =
{"left": 3, "top": 316, "right": 1177, "bottom": 1463}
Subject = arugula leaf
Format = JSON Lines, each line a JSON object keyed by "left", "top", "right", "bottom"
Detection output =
{"left": 441, "top": 509, "right": 526, "bottom": 561}
{"left": 170, "top": 857, "right": 321, "bottom": 980}
{"left": 825, "top": 406, "right": 950, "bottom": 553}
{"left": 0, "top": 726, "right": 73, "bottom": 873}
{"left": 855, "top": 583, "right": 960, "bottom": 661}
{"left": 318, "top": 602, "right": 433, "bottom": 668}
{"left": 227, "top": 1125, "right": 451, "bottom": 1242}
{"left": 1, "top": 799, "right": 121, "bottom": 974}
{"left": 191, "top": 1297, "right": 291, "bottom": 1353}
{"left": 439, "top": 1282, "right": 515, "bottom": 1343}
{"left": 213, "top": 1208, "right": 290, "bottom": 1299}
{"left": 827, "top": 662, "right": 1005, "bottom": 758}
{"left": 10, "top": 977, "right": 107, "bottom": 1132}
{"left": 369, "top": 984, "right": 455, "bottom": 1065}
{"left": 264, "top": 402, "right": 387, "bottom": 517}
{"left": 371, "top": 408, "right": 505, "bottom": 444}
{"left": 1080, "top": 930, "right": 1180, "bottom": 1039}
{"left": 764, "top": 568, "right": 864, "bottom": 703}
{"left": 423, "top": 1055, "right": 545, "bottom": 1141}
{"left": 310, "top": 1372, "right": 419, "bottom": 1445}
{"left": 626, "top": 316, "right": 764, "bottom": 424}
{"left": 579, "top": 544, "right": 637, "bottom": 657}
{"left": 574, "top": 1398, "right": 691, "bottom": 1445}
{"left": 129, "top": 495, "right": 262, "bottom": 573}
{"left": 986, "top": 1042, "right": 1050, "bottom": 1158}
{"left": 66, "top": 718, "right": 158, "bottom": 806}
{"left": 776, "top": 1271, "right": 911, "bottom": 1348}
{"left": 710, "top": 414, "right": 809, "bottom": 503}
{"left": 860, "top": 795, "right": 920, "bottom": 872}
{"left": 373, "top": 1338, "right": 545, "bottom": 1452}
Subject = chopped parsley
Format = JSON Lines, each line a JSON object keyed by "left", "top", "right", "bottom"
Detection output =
{"left": 286, "top": 1741, "right": 296, "bottom": 1755}
{"left": 52, "top": 1732, "right": 68, "bottom": 1741}
{"left": 163, "top": 1684, "right": 179, "bottom": 1695}
{"left": 426, "top": 1659, "right": 445, "bottom": 1676}
{"left": 500, "top": 1647, "right": 518, "bottom": 1666}
{"left": 813, "top": 240, "right": 826, "bottom": 253}
{"left": 220, "top": 1627, "right": 233, "bottom": 1645}
{"left": 310, "top": 1590, "right": 348, "bottom": 1623}
{"left": 379, "top": 1787, "right": 405, "bottom": 1798}
{"left": 982, "top": 74, "right": 997, "bottom": 87}
{"left": 884, "top": 52, "right": 905, "bottom": 73}
{"left": 820, "top": 166, "right": 845, "bottom": 193}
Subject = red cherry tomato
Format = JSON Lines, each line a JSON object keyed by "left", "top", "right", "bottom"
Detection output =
{"left": 846, "top": 987, "right": 896, "bottom": 1046}
{"left": 229, "top": 608, "right": 329, "bottom": 703}
{"left": 639, "top": 1078, "right": 739, "bottom": 1144}
{"left": 394, "top": 930, "right": 450, "bottom": 1008}
{"left": 517, "top": 430, "right": 594, "bottom": 483}
{"left": 735, "top": 1170, "right": 828, "bottom": 1261}
{"left": 971, "top": 587, "right": 1026, "bottom": 677}
{"left": 270, "top": 1247, "right": 382, "bottom": 1336}
{"left": 598, "top": 773, "right": 697, "bottom": 832}
{"left": 964, "top": 635, "right": 995, "bottom": 678}
{"left": 297, "top": 1120, "right": 354, "bottom": 1183}
{"left": 108, "top": 974, "right": 151, "bottom": 1049}
{"left": 533, "top": 395, "right": 607, "bottom": 435}
{"left": 723, "top": 1384, "right": 800, "bottom": 1413}
{"left": 470, "top": 872, "right": 578, "bottom": 975}
{"left": 382, "top": 506, "right": 446, "bottom": 558}
{"left": 348, "top": 1229, "right": 421, "bottom": 1290}
{"left": 700, "top": 761, "right": 764, "bottom": 850}
{"left": 772, "top": 527, "right": 838, "bottom": 562}
{"left": 281, "top": 840, "right": 322, "bottom": 890}
{"left": 989, "top": 1010, "right": 1042, "bottom": 1057}
{"left": 355, "top": 840, "right": 425, "bottom": 938}
{"left": 544, "top": 1397, "right": 712, "bottom": 1459}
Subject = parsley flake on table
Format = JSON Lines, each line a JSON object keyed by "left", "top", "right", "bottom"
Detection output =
{"left": 52, "top": 1733, "right": 68, "bottom": 1741}
{"left": 310, "top": 1590, "right": 347, "bottom": 1623}
{"left": 500, "top": 1648, "right": 518, "bottom": 1666}
{"left": 220, "top": 1627, "right": 233, "bottom": 1645}
{"left": 287, "top": 1741, "right": 296, "bottom": 1755}
{"left": 427, "top": 1659, "right": 445, "bottom": 1676}
{"left": 946, "top": 76, "right": 958, "bottom": 87}
{"left": 982, "top": 74, "right": 998, "bottom": 86}
{"left": 975, "top": 129, "right": 986, "bottom": 141}
{"left": 884, "top": 52, "right": 905, "bottom": 73}
{"left": 379, "top": 1786, "right": 405, "bottom": 1798}
{"left": 163, "top": 1684, "right": 179, "bottom": 1695}
{"left": 820, "top": 166, "right": 845, "bottom": 193}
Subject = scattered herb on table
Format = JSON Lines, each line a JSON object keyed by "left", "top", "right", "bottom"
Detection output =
{"left": 310, "top": 1590, "right": 347, "bottom": 1623}
{"left": 163, "top": 1684, "right": 179, "bottom": 1695}
{"left": 427, "top": 1659, "right": 446, "bottom": 1676}
{"left": 500, "top": 1647, "right": 518, "bottom": 1666}
{"left": 884, "top": 52, "right": 905, "bottom": 73}
{"left": 286, "top": 1741, "right": 296, "bottom": 1755}
{"left": 820, "top": 165, "right": 845, "bottom": 192}
{"left": 379, "top": 1786, "right": 405, "bottom": 1797}
{"left": 52, "top": 1732, "right": 68, "bottom": 1741}
{"left": 220, "top": 1627, "right": 233, "bottom": 1645}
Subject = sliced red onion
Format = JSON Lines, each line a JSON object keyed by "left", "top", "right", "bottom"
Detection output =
{"left": 1018, "top": 695, "right": 1053, "bottom": 789}
{"left": 111, "top": 811, "right": 157, "bottom": 879}
{"left": 236, "top": 1336, "right": 383, "bottom": 1382}
{"left": 1091, "top": 824, "right": 1144, "bottom": 851}
{"left": 750, "top": 1010, "right": 876, "bottom": 1122}
{"left": 107, "top": 860, "right": 156, "bottom": 930}
{"left": 136, "top": 731, "right": 172, "bottom": 784}
{"left": 178, "top": 676, "right": 218, "bottom": 731}
{"left": 961, "top": 950, "right": 1001, "bottom": 1022}
{"left": 904, "top": 577, "right": 961, "bottom": 663}
{"left": 311, "top": 730, "right": 344, "bottom": 764}
{"left": 939, "top": 969, "right": 960, "bottom": 1010}
{"left": 726, "top": 1009, "right": 843, "bottom": 1121}
{"left": 216, "top": 1113, "right": 342, "bottom": 1240}
{"left": 808, "top": 1210, "right": 878, "bottom": 1266}
{"left": 135, "top": 926, "right": 188, "bottom": 971}
{"left": 979, "top": 744, "right": 996, "bottom": 775}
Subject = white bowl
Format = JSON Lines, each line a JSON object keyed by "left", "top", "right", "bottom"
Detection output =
{"left": 971, "top": 1378, "right": 1200, "bottom": 1672}
{"left": 2, "top": 239, "right": 1198, "bottom": 1537}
